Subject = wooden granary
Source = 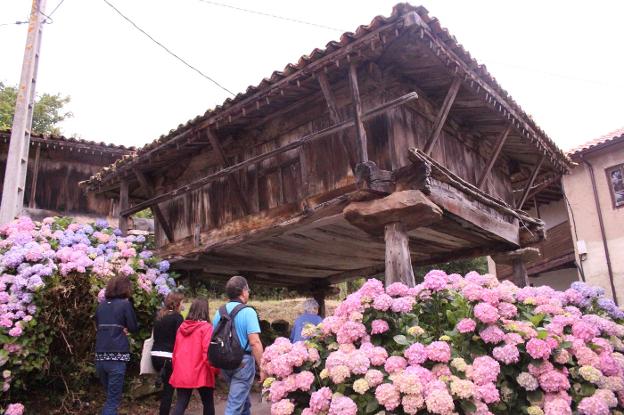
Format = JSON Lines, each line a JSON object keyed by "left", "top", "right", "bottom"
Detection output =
{"left": 83, "top": 3, "right": 571, "bottom": 304}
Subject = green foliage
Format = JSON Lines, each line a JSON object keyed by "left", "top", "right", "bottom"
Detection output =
{"left": 0, "top": 82, "right": 72, "bottom": 135}
{"left": 133, "top": 209, "right": 154, "bottom": 219}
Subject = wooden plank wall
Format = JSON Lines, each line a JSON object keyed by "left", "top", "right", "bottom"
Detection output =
{"left": 0, "top": 152, "right": 117, "bottom": 216}
{"left": 153, "top": 69, "right": 516, "bottom": 246}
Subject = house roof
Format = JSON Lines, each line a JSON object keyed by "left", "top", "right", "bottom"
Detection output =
{"left": 0, "top": 129, "right": 135, "bottom": 156}
{"left": 568, "top": 127, "right": 624, "bottom": 159}
{"left": 84, "top": 2, "right": 571, "bottom": 191}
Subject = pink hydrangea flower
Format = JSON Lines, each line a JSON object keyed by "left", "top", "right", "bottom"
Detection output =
{"left": 364, "top": 369, "right": 384, "bottom": 387}
{"left": 404, "top": 342, "right": 427, "bottom": 365}
{"left": 426, "top": 341, "right": 451, "bottom": 363}
{"left": 526, "top": 338, "right": 552, "bottom": 360}
{"left": 371, "top": 319, "right": 389, "bottom": 334}
{"left": 456, "top": 318, "right": 477, "bottom": 333}
{"left": 384, "top": 356, "right": 407, "bottom": 374}
{"left": 5, "top": 403, "right": 25, "bottom": 415}
{"left": 308, "top": 387, "right": 331, "bottom": 413}
{"left": 479, "top": 325, "right": 505, "bottom": 344}
{"left": 471, "top": 356, "right": 500, "bottom": 385}
{"left": 423, "top": 270, "right": 448, "bottom": 292}
{"left": 492, "top": 344, "right": 520, "bottom": 364}
{"left": 375, "top": 383, "right": 401, "bottom": 411}
{"left": 386, "top": 282, "right": 410, "bottom": 297}
{"left": 271, "top": 399, "right": 295, "bottom": 415}
{"left": 328, "top": 396, "right": 357, "bottom": 415}
{"left": 474, "top": 302, "right": 499, "bottom": 324}
{"left": 425, "top": 388, "right": 454, "bottom": 415}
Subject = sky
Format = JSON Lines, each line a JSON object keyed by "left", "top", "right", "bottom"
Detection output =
{"left": 1, "top": 0, "right": 623, "bottom": 151}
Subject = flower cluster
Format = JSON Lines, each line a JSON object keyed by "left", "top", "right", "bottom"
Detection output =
{"left": 0, "top": 216, "right": 176, "bottom": 412}
{"left": 262, "top": 271, "right": 624, "bottom": 415}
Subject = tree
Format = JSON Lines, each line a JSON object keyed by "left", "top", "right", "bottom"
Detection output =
{"left": 0, "top": 82, "right": 72, "bottom": 135}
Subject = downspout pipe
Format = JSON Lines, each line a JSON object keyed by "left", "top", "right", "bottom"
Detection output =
{"left": 583, "top": 157, "right": 618, "bottom": 305}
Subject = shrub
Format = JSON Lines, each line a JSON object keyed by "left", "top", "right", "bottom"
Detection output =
{"left": 262, "top": 272, "right": 624, "bottom": 415}
{"left": 0, "top": 217, "right": 177, "bottom": 413}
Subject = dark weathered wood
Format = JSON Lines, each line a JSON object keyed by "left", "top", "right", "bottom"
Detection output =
{"left": 206, "top": 129, "right": 250, "bottom": 214}
{"left": 313, "top": 290, "right": 327, "bottom": 318}
{"left": 517, "top": 155, "right": 545, "bottom": 209}
{"left": 424, "top": 77, "right": 461, "bottom": 155}
{"left": 317, "top": 72, "right": 341, "bottom": 124}
{"left": 512, "top": 258, "right": 529, "bottom": 287}
{"left": 385, "top": 222, "right": 416, "bottom": 287}
{"left": 119, "top": 179, "right": 129, "bottom": 235}
{"left": 354, "top": 161, "right": 394, "bottom": 194}
{"left": 133, "top": 169, "right": 175, "bottom": 242}
{"left": 348, "top": 63, "right": 369, "bottom": 163}
{"left": 318, "top": 71, "right": 356, "bottom": 172}
{"left": 344, "top": 190, "right": 442, "bottom": 235}
{"left": 477, "top": 123, "right": 512, "bottom": 188}
{"left": 28, "top": 144, "right": 41, "bottom": 209}
{"left": 121, "top": 92, "right": 418, "bottom": 217}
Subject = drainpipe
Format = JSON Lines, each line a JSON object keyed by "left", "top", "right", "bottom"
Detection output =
{"left": 583, "top": 157, "right": 618, "bottom": 305}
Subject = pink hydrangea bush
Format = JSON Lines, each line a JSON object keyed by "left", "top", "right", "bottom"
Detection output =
{"left": 0, "top": 217, "right": 176, "bottom": 412}
{"left": 262, "top": 271, "right": 624, "bottom": 414}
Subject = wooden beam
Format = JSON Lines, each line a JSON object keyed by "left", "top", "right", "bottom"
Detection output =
{"left": 424, "top": 76, "right": 462, "bottom": 155}
{"left": 477, "top": 123, "right": 512, "bottom": 189}
{"left": 317, "top": 72, "right": 341, "bottom": 123}
{"left": 28, "top": 144, "right": 41, "bottom": 209}
{"left": 516, "top": 155, "right": 545, "bottom": 209}
{"left": 119, "top": 179, "right": 129, "bottom": 235}
{"left": 133, "top": 169, "right": 175, "bottom": 242}
{"left": 121, "top": 92, "right": 418, "bottom": 217}
{"left": 205, "top": 129, "right": 250, "bottom": 215}
{"left": 385, "top": 222, "right": 416, "bottom": 287}
{"left": 348, "top": 63, "right": 369, "bottom": 163}
{"left": 318, "top": 71, "right": 356, "bottom": 172}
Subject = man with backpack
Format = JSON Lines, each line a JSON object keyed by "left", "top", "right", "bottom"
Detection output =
{"left": 210, "top": 276, "right": 265, "bottom": 415}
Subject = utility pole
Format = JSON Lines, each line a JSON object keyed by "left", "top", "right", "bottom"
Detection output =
{"left": 0, "top": 0, "right": 47, "bottom": 224}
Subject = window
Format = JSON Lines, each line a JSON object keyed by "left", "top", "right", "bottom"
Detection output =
{"left": 606, "top": 164, "right": 624, "bottom": 208}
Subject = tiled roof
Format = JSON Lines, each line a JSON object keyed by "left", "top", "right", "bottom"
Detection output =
{"left": 87, "top": 2, "right": 570, "bottom": 187}
{"left": 0, "top": 129, "right": 135, "bottom": 154}
{"left": 568, "top": 127, "right": 624, "bottom": 158}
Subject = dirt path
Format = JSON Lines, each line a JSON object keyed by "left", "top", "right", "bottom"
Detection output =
{"left": 186, "top": 391, "right": 270, "bottom": 415}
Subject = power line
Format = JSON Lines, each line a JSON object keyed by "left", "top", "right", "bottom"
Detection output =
{"left": 197, "top": 0, "right": 345, "bottom": 32}
{"left": 48, "top": 0, "right": 67, "bottom": 18}
{"left": 0, "top": 21, "right": 28, "bottom": 27}
{"left": 101, "top": 0, "right": 235, "bottom": 96}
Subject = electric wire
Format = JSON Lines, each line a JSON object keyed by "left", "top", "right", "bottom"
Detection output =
{"left": 101, "top": 0, "right": 235, "bottom": 96}
{"left": 197, "top": 0, "right": 345, "bottom": 32}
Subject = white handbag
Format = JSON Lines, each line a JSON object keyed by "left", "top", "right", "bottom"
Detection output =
{"left": 140, "top": 332, "right": 157, "bottom": 375}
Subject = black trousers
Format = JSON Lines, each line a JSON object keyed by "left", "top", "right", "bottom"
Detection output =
{"left": 173, "top": 387, "right": 214, "bottom": 415}
{"left": 152, "top": 356, "right": 175, "bottom": 415}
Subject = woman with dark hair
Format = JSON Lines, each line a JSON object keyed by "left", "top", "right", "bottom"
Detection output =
{"left": 170, "top": 299, "right": 218, "bottom": 415}
{"left": 151, "top": 292, "right": 184, "bottom": 415}
{"left": 95, "top": 276, "right": 138, "bottom": 415}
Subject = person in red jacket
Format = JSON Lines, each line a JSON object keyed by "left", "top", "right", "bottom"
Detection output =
{"left": 169, "top": 298, "right": 219, "bottom": 415}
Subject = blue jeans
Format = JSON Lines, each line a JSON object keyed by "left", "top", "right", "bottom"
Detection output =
{"left": 96, "top": 360, "right": 127, "bottom": 415}
{"left": 222, "top": 354, "right": 255, "bottom": 415}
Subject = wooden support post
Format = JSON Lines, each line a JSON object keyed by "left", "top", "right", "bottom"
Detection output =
{"left": 119, "top": 179, "right": 129, "bottom": 235}
{"left": 133, "top": 169, "right": 175, "bottom": 242}
{"left": 512, "top": 257, "right": 529, "bottom": 288}
{"left": 28, "top": 144, "right": 41, "bottom": 209}
{"left": 424, "top": 77, "right": 462, "bottom": 155}
{"left": 206, "top": 129, "right": 250, "bottom": 214}
{"left": 348, "top": 63, "right": 369, "bottom": 163}
{"left": 313, "top": 290, "right": 327, "bottom": 318}
{"left": 516, "top": 155, "right": 545, "bottom": 209}
{"left": 384, "top": 222, "right": 416, "bottom": 287}
{"left": 477, "top": 123, "right": 512, "bottom": 189}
